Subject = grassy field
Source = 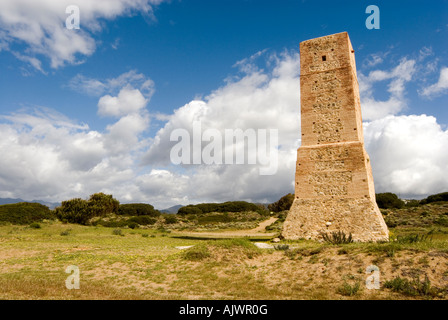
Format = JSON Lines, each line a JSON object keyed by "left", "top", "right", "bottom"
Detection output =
{"left": 1, "top": 203, "right": 448, "bottom": 300}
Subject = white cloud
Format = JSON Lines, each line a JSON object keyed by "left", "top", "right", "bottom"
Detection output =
{"left": 0, "top": 68, "right": 153, "bottom": 203}
{"left": 104, "top": 112, "right": 150, "bottom": 155}
{"left": 418, "top": 46, "right": 433, "bottom": 61}
{"left": 363, "top": 53, "right": 384, "bottom": 68}
{"left": 98, "top": 86, "right": 148, "bottom": 118}
{"left": 419, "top": 67, "right": 448, "bottom": 98}
{"left": 1, "top": 51, "right": 447, "bottom": 208}
{"left": 0, "top": 0, "right": 165, "bottom": 70}
{"left": 142, "top": 50, "right": 301, "bottom": 205}
{"left": 359, "top": 58, "right": 416, "bottom": 120}
{"left": 364, "top": 114, "right": 448, "bottom": 198}
{"left": 68, "top": 70, "right": 155, "bottom": 98}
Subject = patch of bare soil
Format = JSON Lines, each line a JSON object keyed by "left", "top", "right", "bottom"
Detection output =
{"left": 152, "top": 246, "right": 448, "bottom": 299}
{"left": 173, "top": 217, "right": 278, "bottom": 239}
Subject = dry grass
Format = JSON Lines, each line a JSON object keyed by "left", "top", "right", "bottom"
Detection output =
{"left": 0, "top": 219, "right": 448, "bottom": 300}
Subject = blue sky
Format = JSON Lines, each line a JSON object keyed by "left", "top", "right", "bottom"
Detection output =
{"left": 0, "top": 0, "right": 447, "bottom": 208}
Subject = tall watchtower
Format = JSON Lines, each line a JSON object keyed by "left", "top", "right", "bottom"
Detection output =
{"left": 282, "top": 32, "right": 389, "bottom": 242}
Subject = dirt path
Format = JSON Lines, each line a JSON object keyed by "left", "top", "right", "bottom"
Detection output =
{"left": 172, "top": 217, "right": 279, "bottom": 239}
{"left": 247, "top": 217, "right": 278, "bottom": 234}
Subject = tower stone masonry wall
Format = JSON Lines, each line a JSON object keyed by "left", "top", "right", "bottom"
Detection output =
{"left": 282, "top": 32, "right": 389, "bottom": 242}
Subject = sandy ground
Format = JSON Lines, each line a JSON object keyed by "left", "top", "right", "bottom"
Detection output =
{"left": 172, "top": 217, "right": 278, "bottom": 239}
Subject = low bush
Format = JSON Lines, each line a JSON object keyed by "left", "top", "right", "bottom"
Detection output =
{"left": 118, "top": 203, "right": 160, "bottom": 217}
{"left": 0, "top": 202, "right": 54, "bottom": 225}
{"left": 396, "top": 232, "right": 433, "bottom": 243}
{"left": 55, "top": 193, "right": 120, "bottom": 225}
{"left": 94, "top": 219, "right": 128, "bottom": 228}
{"left": 127, "top": 222, "right": 138, "bottom": 229}
{"left": 127, "top": 216, "right": 157, "bottom": 226}
{"left": 268, "top": 193, "right": 294, "bottom": 213}
{"left": 384, "top": 276, "right": 440, "bottom": 298}
{"left": 320, "top": 231, "right": 353, "bottom": 244}
{"left": 178, "top": 205, "right": 203, "bottom": 215}
{"left": 337, "top": 281, "right": 361, "bottom": 296}
{"left": 197, "top": 213, "right": 232, "bottom": 225}
{"left": 182, "top": 245, "right": 211, "bottom": 261}
{"left": 274, "top": 244, "right": 290, "bottom": 251}
{"left": 112, "top": 229, "right": 124, "bottom": 236}
{"left": 178, "top": 201, "right": 264, "bottom": 215}
{"left": 376, "top": 193, "right": 405, "bottom": 209}
{"left": 55, "top": 198, "right": 91, "bottom": 225}
{"left": 29, "top": 222, "right": 41, "bottom": 229}
{"left": 163, "top": 215, "right": 178, "bottom": 224}
{"left": 420, "top": 192, "right": 448, "bottom": 205}
{"left": 88, "top": 193, "right": 119, "bottom": 217}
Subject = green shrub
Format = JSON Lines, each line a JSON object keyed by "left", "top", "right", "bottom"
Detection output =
{"left": 178, "top": 205, "right": 203, "bottom": 215}
{"left": 60, "top": 229, "right": 70, "bottom": 236}
{"left": 118, "top": 203, "right": 160, "bottom": 217}
{"left": 182, "top": 245, "right": 210, "bottom": 261}
{"left": 88, "top": 193, "right": 120, "bottom": 217}
{"left": 163, "top": 215, "right": 178, "bottom": 224}
{"left": 112, "top": 229, "right": 124, "bottom": 236}
{"left": 384, "top": 276, "right": 440, "bottom": 298}
{"left": 55, "top": 193, "right": 119, "bottom": 225}
{"left": 337, "top": 281, "right": 361, "bottom": 296}
{"left": 396, "top": 231, "right": 433, "bottom": 243}
{"left": 274, "top": 244, "right": 290, "bottom": 251}
{"left": 55, "top": 198, "right": 91, "bottom": 225}
{"left": 127, "top": 216, "right": 157, "bottom": 226}
{"left": 0, "top": 202, "right": 54, "bottom": 225}
{"left": 405, "top": 199, "right": 421, "bottom": 207}
{"left": 94, "top": 219, "right": 128, "bottom": 228}
{"left": 268, "top": 193, "right": 294, "bottom": 213}
{"left": 178, "top": 201, "right": 263, "bottom": 215}
{"left": 29, "top": 222, "right": 41, "bottom": 229}
{"left": 320, "top": 231, "right": 353, "bottom": 244}
{"left": 376, "top": 193, "right": 405, "bottom": 209}
{"left": 127, "top": 222, "right": 138, "bottom": 229}
{"left": 420, "top": 192, "right": 448, "bottom": 205}
{"left": 435, "top": 216, "right": 448, "bottom": 226}
{"left": 197, "top": 213, "right": 232, "bottom": 225}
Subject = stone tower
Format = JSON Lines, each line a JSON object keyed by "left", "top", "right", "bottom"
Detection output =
{"left": 282, "top": 32, "right": 389, "bottom": 242}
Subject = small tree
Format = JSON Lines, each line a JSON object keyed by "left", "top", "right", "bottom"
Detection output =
{"left": 376, "top": 193, "right": 404, "bottom": 209}
{"left": 55, "top": 193, "right": 120, "bottom": 225}
{"left": 178, "top": 205, "right": 203, "bottom": 215}
{"left": 164, "top": 215, "right": 178, "bottom": 224}
{"left": 420, "top": 192, "right": 448, "bottom": 205}
{"left": 268, "top": 193, "right": 294, "bottom": 212}
{"left": 118, "top": 203, "right": 160, "bottom": 217}
{"left": 88, "top": 192, "right": 119, "bottom": 217}
{"left": 55, "top": 198, "right": 90, "bottom": 225}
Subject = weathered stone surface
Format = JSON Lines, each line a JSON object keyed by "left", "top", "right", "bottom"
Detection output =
{"left": 282, "top": 32, "right": 389, "bottom": 242}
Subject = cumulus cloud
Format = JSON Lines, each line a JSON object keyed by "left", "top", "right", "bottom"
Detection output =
{"left": 0, "top": 108, "right": 104, "bottom": 200}
{"left": 142, "top": 50, "right": 301, "bottom": 204}
{"left": 0, "top": 68, "right": 153, "bottom": 203}
{"left": 359, "top": 58, "right": 416, "bottom": 120}
{"left": 98, "top": 86, "right": 148, "bottom": 118}
{"left": 0, "top": 0, "right": 165, "bottom": 70}
{"left": 1, "top": 50, "right": 447, "bottom": 208}
{"left": 364, "top": 115, "right": 448, "bottom": 198}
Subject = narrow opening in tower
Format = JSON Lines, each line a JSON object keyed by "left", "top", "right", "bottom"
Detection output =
{"left": 322, "top": 55, "right": 326, "bottom": 61}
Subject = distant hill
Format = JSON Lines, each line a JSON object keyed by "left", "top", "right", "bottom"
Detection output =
{"left": 160, "top": 205, "right": 183, "bottom": 214}
{"left": 0, "top": 198, "right": 60, "bottom": 209}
